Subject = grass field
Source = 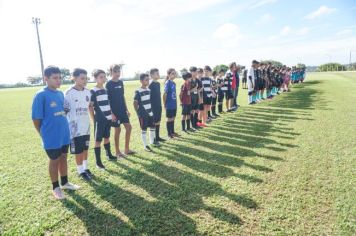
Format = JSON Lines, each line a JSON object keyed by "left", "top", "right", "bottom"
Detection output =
{"left": 0, "top": 72, "right": 355, "bottom": 235}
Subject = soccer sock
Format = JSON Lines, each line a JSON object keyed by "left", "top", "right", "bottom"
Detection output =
{"left": 77, "top": 165, "right": 83, "bottom": 174}
{"left": 83, "top": 160, "right": 88, "bottom": 170}
{"left": 149, "top": 128, "right": 155, "bottom": 144}
{"left": 208, "top": 111, "right": 211, "bottom": 118}
{"left": 248, "top": 95, "right": 252, "bottom": 103}
{"left": 60, "top": 176, "right": 68, "bottom": 186}
{"left": 155, "top": 125, "right": 160, "bottom": 140}
{"left": 190, "top": 114, "right": 194, "bottom": 124}
{"left": 182, "top": 120, "right": 186, "bottom": 131}
{"left": 94, "top": 147, "right": 102, "bottom": 165}
{"left": 212, "top": 105, "right": 216, "bottom": 114}
{"left": 187, "top": 119, "right": 191, "bottom": 130}
{"left": 141, "top": 130, "right": 147, "bottom": 148}
{"left": 104, "top": 143, "right": 113, "bottom": 157}
{"left": 218, "top": 104, "right": 222, "bottom": 113}
{"left": 52, "top": 181, "right": 60, "bottom": 190}
{"left": 166, "top": 122, "right": 171, "bottom": 135}
{"left": 194, "top": 113, "right": 198, "bottom": 126}
{"left": 172, "top": 121, "right": 175, "bottom": 134}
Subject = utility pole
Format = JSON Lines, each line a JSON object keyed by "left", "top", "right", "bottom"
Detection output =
{"left": 32, "top": 17, "right": 45, "bottom": 84}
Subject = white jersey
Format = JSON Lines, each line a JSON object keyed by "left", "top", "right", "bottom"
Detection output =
{"left": 247, "top": 67, "right": 255, "bottom": 92}
{"left": 64, "top": 87, "right": 91, "bottom": 138}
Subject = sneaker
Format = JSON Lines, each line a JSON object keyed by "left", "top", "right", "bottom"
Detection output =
{"left": 107, "top": 154, "right": 117, "bottom": 161}
{"left": 96, "top": 163, "right": 106, "bottom": 170}
{"left": 156, "top": 137, "right": 166, "bottom": 142}
{"left": 85, "top": 169, "right": 93, "bottom": 178}
{"left": 52, "top": 187, "right": 65, "bottom": 200}
{"left": 172, "top": 132, "right": 180, "bottom": 137}
{"left": 188, "top": 128, "right": 196, "bottom": 132}
{"left": 153, "top": 141, "right": 161, "bottom": 147}
{"left": 196, "top": 122, "right": 203, "bottom": 127}
{"left": 61, "top": 182, "right": 80, "bottom": 191}
{"left": 144, "top": 146, "right": 152, "bottom": 152}
{"left": 79, "top": 172, "right": 92, "bottom": 181}
{"left": 249, "top": 101, "right": 257, "bottom": 105}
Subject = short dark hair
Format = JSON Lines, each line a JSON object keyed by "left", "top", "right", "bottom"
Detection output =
{"left": 189, "top": 66, "right": 197, "bottom": 72}
{"left": 219, "top": 69, "right": 225, "bottom": 73}
{"left": 182, "top": 72, "right": 192, "bottom": 80}
{"left": 73, "top": 68, "right": 87, "bottom": 77}
{"left": 212, "top": 71, "right": 217, "bottom": 76}
{"left": 229, "top": 62, "right": 236, "bottom": 69}
{"left": 140, "top": 73, "right": 149, "bottom": 81}
{"left": 44, "top": 66, "right": 61, "bottom": 77}
{"left": 252, "top": 60, "right": 259, "bottom": 64}
{"left": 197, "top": 68, "right": 203, "bottom": 73}
{"left": 150, "top": 68, "right": 159, "bottom": 76}
{"left": 92, "top": 69, "right": 106, "bottom": 78}
{"left": 204, "top": 65, "right": 212, "bottom": 72}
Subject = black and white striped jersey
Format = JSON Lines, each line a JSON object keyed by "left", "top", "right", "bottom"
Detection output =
{"left": 201, "top": 77, "right": 212, "bottom": 97}
{"left": 134, "top": 88, "right": 153, "bottom": 117}
{"left": 90, "top": 87, "right": 112, "bottom": 122}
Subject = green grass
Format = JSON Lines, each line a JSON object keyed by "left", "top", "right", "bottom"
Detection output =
{"left": 0, "top": 72, "right": 355, "bottom": 235}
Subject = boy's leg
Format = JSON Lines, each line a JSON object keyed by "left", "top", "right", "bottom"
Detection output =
{"left": 114, "top": 127, "right": 121, "bottom": 155}
{"left": 181, "top": 115, "right": 186, "bottom": 131}
{"left": 49, "top": 158, "right": 60, "bottom": 188}
{"left": 123, "top": 123, "right": 132, "bottom": 154}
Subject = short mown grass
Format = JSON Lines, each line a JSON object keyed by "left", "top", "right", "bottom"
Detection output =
{"left": 0, "top": 72, "right": 355, "bottom": 235}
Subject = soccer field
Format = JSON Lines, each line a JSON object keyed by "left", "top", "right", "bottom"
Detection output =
{"left": 0, "top": 72, "right": 355, "bottom": 235}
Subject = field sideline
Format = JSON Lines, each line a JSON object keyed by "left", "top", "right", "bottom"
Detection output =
{"left": 0, "top": 72, "right": 355, "bottom": 235}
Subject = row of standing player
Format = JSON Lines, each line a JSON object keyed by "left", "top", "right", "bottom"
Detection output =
{"left": 244, "top": 60, "right": 306, "bottom": 105}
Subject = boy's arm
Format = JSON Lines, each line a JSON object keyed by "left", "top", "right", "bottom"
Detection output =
{"left": 33, "top": 119, "right": 41, "bottom": 135}
{"left": 89, "top": 102, "right": 95, "bottom": 122}
{"left": 133, "top": 100, "right": 139, "bottom": 112}
{"left": 163, "top": 92, "right": 167, "bottom": 109}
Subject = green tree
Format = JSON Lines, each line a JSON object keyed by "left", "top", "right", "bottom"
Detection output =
{"left": 318, "top": 63, "right": 346, "bottom": 72}
{"left": 261, "top": 60, "right": 283, "bottom": 67}
{"left": 213, "top": 64, "right": 229, "bottom": 73}
{"left": 27, "top": 76, "right": 42, "bottom": 85}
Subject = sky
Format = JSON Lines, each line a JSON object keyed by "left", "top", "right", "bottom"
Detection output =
{"left": 0, "top": 0, "right": 355, "bottom": 83}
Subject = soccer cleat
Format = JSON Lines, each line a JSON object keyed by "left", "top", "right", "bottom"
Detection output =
{"left": 61, "top": 182, "right": 80, "bottom": 191}
{"left": 144, "top": 146, "right": 152, "bottom": 152}
{"left": 79, "top": 172, "right": 92, "bottom": 181}
{"left": 85, "top": 169, "right": 93, "bottom": 178}
{"left": 53, "top": 187, "right": 66, "bottom": 200}
{"left": 96, "top": 163, "right": 106, "bottom": 170}
{"left": 107, "top": 154, "right": 117, "bottom": 161}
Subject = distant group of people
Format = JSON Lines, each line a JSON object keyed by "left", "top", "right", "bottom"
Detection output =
{"left": 31, "top": 61, "right": 306, "bottom": 200}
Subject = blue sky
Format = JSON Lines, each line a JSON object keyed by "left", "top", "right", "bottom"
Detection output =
{"left": 0, "top": 0, "right": 355, "bottom": 83}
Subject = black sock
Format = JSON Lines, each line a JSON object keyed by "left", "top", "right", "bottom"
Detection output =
{"left": 187, "top": 119, "right": 191, "bottom": 130}
{"left": 104, "top": 143, "right": 113, "bottom": 157}
{"left": 198, "top": 119, "right": 202, "bottom": 123}
{"left": 208, "top": 111, "right": 211, "bottom": 117}
{"left": 212, "top": 106, "right": 216, "bottom": 114}
{"left": 94, "top": 147, "right": 102, "bottom": 165}
{"left": 190, "top": 114, "right": 194, "bottom": 124}
{"left": 52, "top": 181, "right": 60, "bottom": 190}
{"left": 181, "top": 120, "right": 186, "bottom": 131}
{"left": 60, "top": 176, "right": 68, "bottom": 186}
{"left": 155, "top": 125, "right": 160, "bottom": 140}
{"left": 166, "top": 122, "right": 171, "bottom": 135}
{"left": 218, "top": 104, "right": 222, "bottom": 113}
{"left": 172, "top": 121, "right": 175, "bottom": 134}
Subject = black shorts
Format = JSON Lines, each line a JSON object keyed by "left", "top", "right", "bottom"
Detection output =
{"left": 181, "top": 104, "right": 192, "bottom": 115}
{"left": 225, "top": 90, "right": 234, "bottom": 100}
{"left": 152, "top": 107, "right": 162, "bottom": 123}
{"left": 191, "top": 94, "right": 199, "bottom": 110}
{"left": 203, "top": 95, "right": 212, "bottom": 105}
{"left": 218, "top": 91, "right": 225, "bottom": 103}
{"left": 199, "top": 103, "right": 204, "bottom": 111}
{"left": 45, "top": 145, "right": 69, "bottom": 160}
{"left": 94, "top": 119, "right": 111, "bottom": 142}
{"left": 242, "top": 77, "right": 247, "bottom": 83}
{"left": 211, "top": 97, "right": 217, "bottom": 105}
{"left": 166, "top": 109, "right": 177, "bottom": 118}
{"left": 139, "top": 116, "right": 155, "bottom": 130}
{"left": 111, "top": 112, "right": 130, "bottom": 127}
{"left": 70, "top": 135, "right": 90, "bottom": 154}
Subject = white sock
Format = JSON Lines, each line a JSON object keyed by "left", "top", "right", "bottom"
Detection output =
{"left": 149, "top": 128, "right": 155, "bottom": 144}
{"left": 77, "top": 165, "right": 83, "bottom": 174}
{"left": 83, "top": 160, "right": 88, "bottom": 170}
{"left": 141, "top": 131, "right": 147, "bottom": 148}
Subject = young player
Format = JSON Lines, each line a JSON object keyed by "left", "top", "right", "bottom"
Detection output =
{"left": 189, "top": 67, "right": 199, "bottom": 129}
{"left": 247, "top": 60, "right": 258, "bottom": 105}
{"left": 149, "top": 68, "right": 165, "bottom": 142}
{"left": 210, "top": 71, "right": 219, "bottom": 117}
{"left": 106, "top": 64, "right": 135, "bottom": 158}
{"left": 217, "top": 69, "right": 226, "bottom": 113}
{"left": 64, "top": 68, "right": 92, "bottom": 181}
{"left": 163, "top": 68, "right": 179, "bottom": 138}
{"left": 226, "top": 62, "right": 239, "bottom": 110}
{"left": 180, "top": 72, "right": 194, "bottom": 132}
{"left": 134, "top": 73, "right": 158, "bottom": 152}
{"left": 32, "top": 66, "right": 80, "bottom": 200}
{"left": 196, "top": 68, "right": 206, "bottom": 127}
{"left": 201, "top": 66, "right": 213, "bottom": 124}
{"left": 242, "top": 67, "right": 247, "bottom": 89}
{"left": 224, "top": 69, "right": 234, "bottom": 111}
{"left": 89, "top": 69, "right": 117, "bottom": 171}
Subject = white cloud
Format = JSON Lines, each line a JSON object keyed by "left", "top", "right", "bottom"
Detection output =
{"left": 295, "top": 27, "right": 310, "bottom": 36}
{"left": 256, "top": 13, "right": 274, "bottom": 24}
{"left": 281, "top": 26, "right": 291, "bottom": 35}
{"left": 336, "top": 29, "right": 352, "bottom": 36}
{"left": 213, "top": 23, "right": 241, "bottom": 47}
{"left": 304, "top": 5, "right": 337, "bottom": 20}
{"left": 249, "top": 0, "right": 277, "bottom": 9}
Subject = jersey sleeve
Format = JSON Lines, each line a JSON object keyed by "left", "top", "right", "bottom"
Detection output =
{"left": 133, "top": 90, "right": 140, "bottom": 102}
{"left": 31, "top": 92, "right": 44, "bottom": 120}
{"left": 164, "top": 80, "right": 170, "bottom": 94}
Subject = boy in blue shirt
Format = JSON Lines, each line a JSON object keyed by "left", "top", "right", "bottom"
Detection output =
{"left": 163, "top": 68, "right": 179, "bottom": 139}
{"left": 32, "top": 66, "right": 80, "bottom": 200}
